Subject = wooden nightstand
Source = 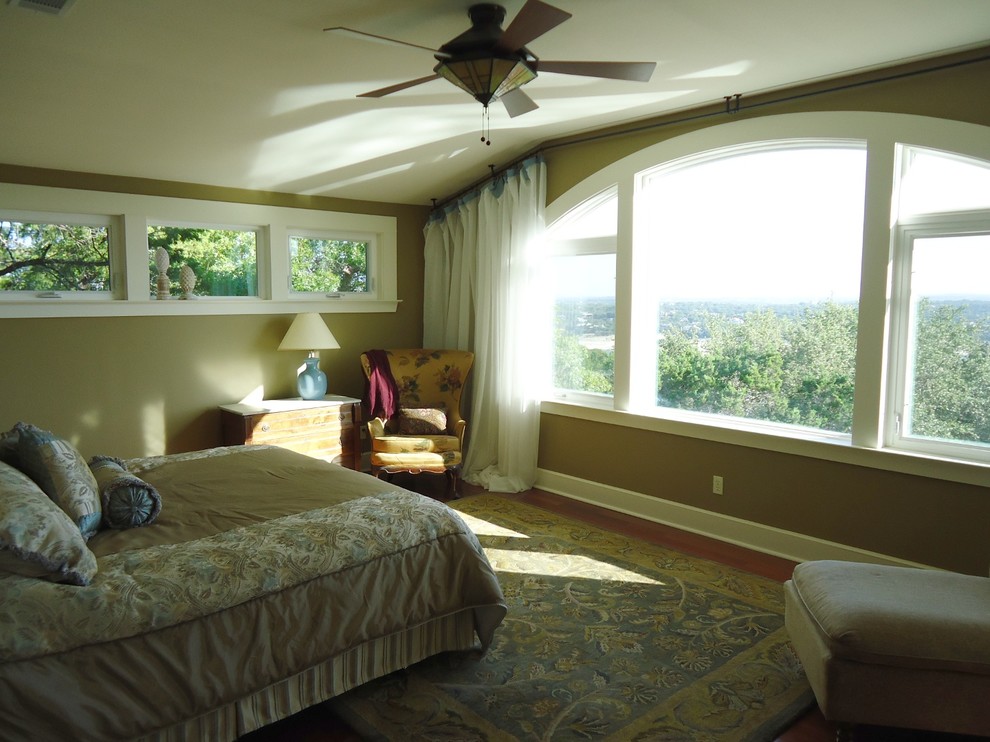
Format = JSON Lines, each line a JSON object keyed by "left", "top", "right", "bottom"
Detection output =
{"left": 219, "top": 395, "right": 362, "bottom": 470}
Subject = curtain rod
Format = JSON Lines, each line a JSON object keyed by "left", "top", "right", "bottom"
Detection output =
{"left": 431, "top": 49, "right": 990, "bottom": 212}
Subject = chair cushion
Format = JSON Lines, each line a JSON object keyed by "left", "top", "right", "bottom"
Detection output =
{"left": 371, "top": 434, "right": 460, "bottom": 455}
{"left": 790, "top": 560, "right": 990, "bottom": 676}
{"left": 370, "top": 450, "right": 460, "bottom": 472}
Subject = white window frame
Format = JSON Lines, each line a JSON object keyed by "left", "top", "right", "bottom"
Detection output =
{"left": 542, "top": 111, "right": 990, "bottom": 485}
{"left": 629, "top": 138, "right": 867, "bottom": 437}
{"left": 145, "top": 219, "right": 266, "bottom": 301}
{"left": 0, "top": 182, "right": 398, "bottom": 317}
{"left": 886, "top": 214, "right": 990, "bottom": 464}
{"left": 286, "top": 227, "right": 377, "bottom": 301}
{"left": 0, "top": 209, "right": 122, "bottom": 300}
{"left": 546, "top": 185, "right": 618, "bottom": 408}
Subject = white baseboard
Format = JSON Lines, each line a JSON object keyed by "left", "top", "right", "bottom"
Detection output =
{"left": 534, "top": 468, "right": 933, "bottom": 570}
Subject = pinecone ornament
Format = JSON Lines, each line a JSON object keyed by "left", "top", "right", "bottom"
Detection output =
{"left": 155, "top": 247, "right": 170, "bottom": 300}
{"left": 180, "top": 264, "right": 197, "bottom": 299}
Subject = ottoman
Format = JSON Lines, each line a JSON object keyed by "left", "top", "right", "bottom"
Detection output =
{"left": 784, "top": 560, "right": 990, "bottom": 737}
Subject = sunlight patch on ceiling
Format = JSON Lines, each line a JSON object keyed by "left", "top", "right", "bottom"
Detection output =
{"left": 248, "top": 106, "right": 464, "bottom": 188}
{"left": 269, "top": 83, "right": 373, "bottom": 116}
{"left": 526, "top": 89, "right": 697, "bottom": 116}
{"left": 300, "top": 161, "right": 415, "bottom": 195}
{"left": 435, "top": 147, "right": 470, "bottom": 161}
{"left": 675, "top": 60, "right": 752, "bottom": 79}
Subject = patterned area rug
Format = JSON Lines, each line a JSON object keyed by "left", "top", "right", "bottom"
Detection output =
{"left": 330, "top": 495, "right": 814, "bottom": 741}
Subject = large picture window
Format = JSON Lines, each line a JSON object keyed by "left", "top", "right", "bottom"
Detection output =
{"left": 639, "top": 144, "right": 866, "bottom": 434}
{"left": 543, "top": 115, "right": 990, "bottom": 470}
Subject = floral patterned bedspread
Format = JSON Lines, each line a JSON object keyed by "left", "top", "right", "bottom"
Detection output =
{"left": 0, "top": 445, "right": 507, "bottom": 741}
{"left": 1, "top": 490, "right": 485, "bottom": 661}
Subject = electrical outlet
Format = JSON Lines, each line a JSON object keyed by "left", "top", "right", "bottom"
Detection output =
{"left": 712, "top": 475, "right": 724, "bottom": 495}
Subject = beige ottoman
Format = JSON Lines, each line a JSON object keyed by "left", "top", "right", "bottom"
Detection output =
{"left": 784, "top": 560, "right": 990, "bottom": 737}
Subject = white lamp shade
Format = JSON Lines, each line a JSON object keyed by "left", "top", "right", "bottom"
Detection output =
{"left": 277, "top": 312, "right": 340, "bottom": 351}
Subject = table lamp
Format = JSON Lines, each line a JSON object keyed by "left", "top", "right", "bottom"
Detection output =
{"left": 277, "top": 312, "right": 340, "bottom": 400}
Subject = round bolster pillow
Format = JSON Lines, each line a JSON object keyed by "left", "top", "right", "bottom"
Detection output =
{"left": 88, "top": 456, "right": 162, "bottom": 530}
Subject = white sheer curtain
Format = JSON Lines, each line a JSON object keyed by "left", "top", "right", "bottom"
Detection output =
{"left": 423, "top": 156, "right": 548, "bottom": 492}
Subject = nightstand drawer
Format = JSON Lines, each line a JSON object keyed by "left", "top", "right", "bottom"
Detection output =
{"left": 219, "top": 396, "right": 362, "bottom": 470}
{"left": 243, "top": 407, "right": 353, "bottom": 441}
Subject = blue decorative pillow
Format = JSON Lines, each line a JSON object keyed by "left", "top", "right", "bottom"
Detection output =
{"left": 14, "top": 422, "right": 102, "bottom": 540}
{"left": 88, "top": 456, "right": 162, "bottom": 529}
{"left": 0, "top": 461, "right": 98, "bottom": 586}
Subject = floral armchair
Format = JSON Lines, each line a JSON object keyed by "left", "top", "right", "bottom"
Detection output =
{"left": 360, "top": 349, "right": 474, "bottom": 497}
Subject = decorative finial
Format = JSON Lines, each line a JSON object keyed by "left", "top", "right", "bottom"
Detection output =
{"left": 154, "top": 247, "right": 170, "bottom": 300}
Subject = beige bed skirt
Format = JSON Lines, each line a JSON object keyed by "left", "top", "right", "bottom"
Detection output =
{"left": 139, "top": 609, "right": 480, "bottom": 742}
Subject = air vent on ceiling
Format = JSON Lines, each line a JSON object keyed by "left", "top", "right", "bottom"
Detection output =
{"left": 8, "top": 0, "right": 76, "bottom": 15}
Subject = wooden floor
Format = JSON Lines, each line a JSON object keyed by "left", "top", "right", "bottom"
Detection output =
{"left": 244, "top": 478, "right": 984, "bottom": 742}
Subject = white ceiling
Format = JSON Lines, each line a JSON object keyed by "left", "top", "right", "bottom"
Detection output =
{"left": 1, "top": 0, "right": 988, "bottom": 206}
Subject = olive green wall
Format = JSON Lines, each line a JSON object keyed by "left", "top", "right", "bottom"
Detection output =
{"left": 0, "top": 175, "right": 429, "bottom": 458}
{"left": 543, "top": 47, "right": 990, "bottom": 204}
{"left": 538, "top": 48, "right": 990, "bottom": 575}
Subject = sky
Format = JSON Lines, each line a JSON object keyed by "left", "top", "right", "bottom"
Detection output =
{"left": 548, "top": 145, "right": 990, "bottom": 304}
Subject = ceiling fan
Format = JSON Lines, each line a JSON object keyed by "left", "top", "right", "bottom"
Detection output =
{"left": 325, "top": 0, "right": 657, "bottom": 119}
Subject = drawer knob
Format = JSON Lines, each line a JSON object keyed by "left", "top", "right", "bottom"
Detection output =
{"left": 260, "top": 423, "right": 271, "bottom": 432}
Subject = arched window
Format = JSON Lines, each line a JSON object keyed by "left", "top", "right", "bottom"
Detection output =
{"left": 543, "top": 113, "right": 990, "bottom": 468}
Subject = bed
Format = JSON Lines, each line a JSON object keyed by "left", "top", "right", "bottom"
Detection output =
{"left": 0, "top": 437, "right": 507, "bottom": 742}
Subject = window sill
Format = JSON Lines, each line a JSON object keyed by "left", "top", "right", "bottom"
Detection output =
{"left": 0, "top": 298, "right": 401, "bottom": 318}
{"left": 540, "top": 399, "right": 990, "bottom": 488}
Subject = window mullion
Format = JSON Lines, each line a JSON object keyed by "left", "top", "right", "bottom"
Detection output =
{"left": 268, "top": 224, "right": 288, "bottom": 301}
{"left": 850, "top": 140, "right": 897, "bottom": 449}
{"left": 613, "top": 176, "right": 635, "bottom": 411}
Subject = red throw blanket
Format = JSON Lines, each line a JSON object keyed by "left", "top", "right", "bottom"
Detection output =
{"left": 363, "top": 349, "right": 398, "bottom": 420}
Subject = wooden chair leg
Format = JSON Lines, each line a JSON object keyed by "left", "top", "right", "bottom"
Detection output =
{"left": 445, "top": 469, "right": 459, "bottom": 500}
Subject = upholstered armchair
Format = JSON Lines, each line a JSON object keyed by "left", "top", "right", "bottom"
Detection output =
{"left": 360, "top": 349, "right": 474, "bottom": 497}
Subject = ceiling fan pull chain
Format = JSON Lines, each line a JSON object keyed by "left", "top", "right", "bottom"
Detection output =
{"left": 481, "top": 105, "right": 492, "bottom": 146}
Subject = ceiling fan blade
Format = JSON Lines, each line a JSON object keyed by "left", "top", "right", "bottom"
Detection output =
{"left": 357, "top": 74, "right": 440, "bottom": 98}
{"left": 500, "top": 87, "right": 539, "bottom": 118}
{"left": 324, "top": 26, "right": 450, "bottom": 58}
{"left": 537, "top": 60, "right": 657, "bottom": 82}
{"left": 497, "top": 0, "right": 571, "bottom": 52}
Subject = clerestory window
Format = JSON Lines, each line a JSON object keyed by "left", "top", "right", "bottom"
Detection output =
{"left": 0, "top": 184, "right": 399, "bottom": 317}
{"left": 288, "top": 230, "right": 371, "bottom": 297}
{"left": 148, "top": 225, "right": 259, "bottom": 299}
{"left": 0, "top": 214, "right": 116, "bottom": 298}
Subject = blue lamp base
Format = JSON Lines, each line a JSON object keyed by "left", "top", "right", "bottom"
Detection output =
{"left": 297, "top": 356, "right": 327, "bottom": 400}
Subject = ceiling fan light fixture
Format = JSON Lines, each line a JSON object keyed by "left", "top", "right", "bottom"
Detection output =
{"left": 436, "top": 55, "right": 536, "bottom": 107}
